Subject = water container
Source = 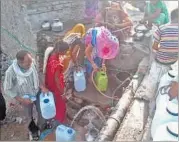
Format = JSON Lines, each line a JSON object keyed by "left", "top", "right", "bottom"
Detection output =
{"left": 158, "top": 61, "right": 178, "bottom": 90}
{"left": 151, "top": 96, "right": 178, "bottom": 138}
{"left": 40, "top": 92, "right": 56, "bottom": 120}
{"left": 158, "top": 72, "right": 175, "bottom": 88}
{"left": 74, "top": 68, "right": 86, "bottom": 92}
{"left": 22, "top": 94, "right": 36, "bottom": 102}
{"left": 95, "top": 70, "right": 108, "bottom": 92}
{"left": 41, "top": 21, "right": 51, "bottom": 31}
{"left": 56, "top": 125, "right": 76, "bottom": 142}
{"left": 156, "top": 71, "right": 176, "bottom": 104}
{"left": 153, "top": 122, "right": 178, "bottom": 141}
{"left": 51, "top": 19, "right": 63, "bottom": 32}
{"left": 166, "top": 99, "right": 178, "bottom": 116}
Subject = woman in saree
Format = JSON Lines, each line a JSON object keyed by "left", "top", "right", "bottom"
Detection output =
{"left": 62, "top": 33, "right": 85, "bottom": 94}
{"left": 45, "top": 41, "right": 69, "bottom": 123}
{"left": 140, "top": 0, "right": 169, "bottom": 27}
{"left": 43, "top": 24, "right": 86, "bottom": 95}
{"left": 43, "top": 24, "right": 85, "bottom": 74}
{"left": 85, "top": 26, "right": 119, "bottom": 81}
{"left": 95, "top": 1, "right": 133, "bottom": 42}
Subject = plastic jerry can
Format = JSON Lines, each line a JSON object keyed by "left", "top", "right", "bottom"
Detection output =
{"left": 156, "top": 71, "right": 176, "bottom": 104}
{"left": 56, "top": 125, "right": 76, "bottom": 142}
{"left": 158, "top": 71, "right": 176, "bottom": 90}
{"left": 153, "top": 122, "right": 178, "bottom": 141}
{"left": 151, "top": 97, "right": 178, "bottom": 138}
{"left": 74, "top": 68, "right": 86, "bottom": 92}
{"left": 40, "top": 92, "right": 56, "bottom": 120}
{"left": 95, "top": 70, "right": 108, "bottom": 92}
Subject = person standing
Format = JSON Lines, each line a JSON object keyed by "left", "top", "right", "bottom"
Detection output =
{"left": 45, "top": 41, "right": 70, "bottom": 123}
{"left": 3, "top": 50, "right": 48, "bottom": 137}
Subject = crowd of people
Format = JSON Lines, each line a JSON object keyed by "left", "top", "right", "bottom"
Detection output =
{"left": 0, "top": 0, "right": 178, "bottom": 141}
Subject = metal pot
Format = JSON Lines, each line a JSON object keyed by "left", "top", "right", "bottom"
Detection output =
{"left": 134, "top": 24, "right": 148, "bottom": 33}
{"left": 51, "top": 19, "right": 63, "bottom": 32}
{"left": 41, "top": 21, "right": 51, "bottom": 31}
{"left": 133, "top": 32, "right": 144, "bottom": 41}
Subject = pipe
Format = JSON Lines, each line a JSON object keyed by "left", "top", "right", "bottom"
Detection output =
{"left": 96, "top": 72, "right": 144, "bottom": 141}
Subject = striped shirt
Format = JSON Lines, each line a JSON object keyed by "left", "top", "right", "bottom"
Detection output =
{"left": 153, "top": 23, "right": 178, "bottom": 64}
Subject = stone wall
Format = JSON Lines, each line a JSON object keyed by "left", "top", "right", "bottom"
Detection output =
{"left": 25, "top": 0, "right": 85, "bottom": 32}
{"left": 1, "top": 0, "right": 37, "bottom": 58}
{"left": 1, "top": 0, "right": 108, "bottom": 59}
{"left": 24, "top": 0, "right": 108, "bottom": 32}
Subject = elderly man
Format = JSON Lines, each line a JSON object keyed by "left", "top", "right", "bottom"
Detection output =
{"left": 3, "top": 50, "right": 48, "bottom": 139}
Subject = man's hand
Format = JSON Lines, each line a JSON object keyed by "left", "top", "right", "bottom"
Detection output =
{"left": 40, "top": 85, "right": 49, "bottom": 93}
{"left": 22, "top": 99, "right": 33, "bottom": 105}
{"left": 169, "top": 81, "right": 178, "bottom": 101}
{"left": 15, "top": 96, "right": 33, "bottom": 105}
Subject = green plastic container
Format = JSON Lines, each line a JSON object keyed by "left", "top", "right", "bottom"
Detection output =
{"left": 95, "top": 70, "right": 108, "bottom": 92}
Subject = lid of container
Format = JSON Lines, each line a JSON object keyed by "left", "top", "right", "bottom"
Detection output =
{"left": 44, "top": 99, "right": 49, "bottom": 103}
{"left": 166, "top": 122, "right": 178, "bottom": 137}
{"left": 31, "top": 96, "right": 36, "bottom": 102}
{"left": 67, "top": 129, "right": 73, "bottom": 134}
{"left": 22, "top": 95, "right": 30, "bottom": 99}
{"left": 76, "top": 71, "right": 82, "bottom": 77}
{"left": 166, "top": 100, "right": 178, "bottom": 116}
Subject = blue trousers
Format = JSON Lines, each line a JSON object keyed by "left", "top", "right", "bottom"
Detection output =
{"left": 84, "top": 57, "right": 102, "bottom": 75}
